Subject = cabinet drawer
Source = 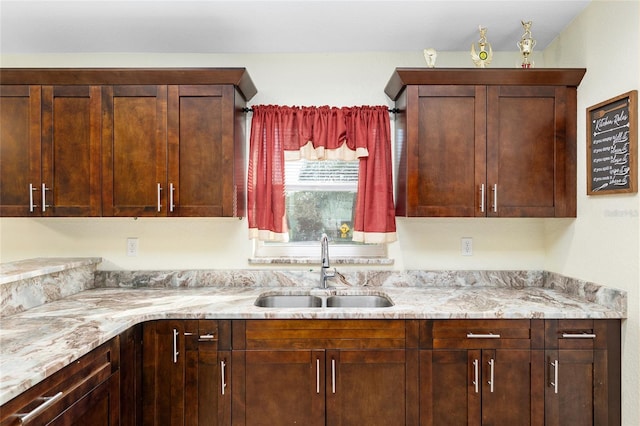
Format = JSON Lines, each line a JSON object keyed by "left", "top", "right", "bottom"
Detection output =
{"left": 430, "top": 319, "right": 535, "bottom": 349}
{"left": 0, "top": 337, "right": 119, "bottom": 426}
{"left": 241, "top": 320, "right": 408, "bottom": 350}
{"left": 545, "top": 319, "right": 619, "bottom": 350}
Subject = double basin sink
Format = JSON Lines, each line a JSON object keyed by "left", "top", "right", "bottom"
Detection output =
{"left": 255, "top": 291, "right": 394, "bottom": 308}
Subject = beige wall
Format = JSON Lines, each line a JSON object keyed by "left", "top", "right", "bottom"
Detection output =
{"left": 543, "top": 0, "right": 639, "bottom": 423}
{"left": 1, "top": 1, "right": 638, "bottom": 422}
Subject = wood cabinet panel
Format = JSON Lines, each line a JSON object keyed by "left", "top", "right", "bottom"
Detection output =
{"left": 102, "top": 85, "right": 168, "bottom": 216}
{"left": 0, "top": 85, "right": 41, "bottom": 216}
{"left": 167, "top": 85, "right": 236, "bottom": 217}
{"left": 41, "top": 85, "right": 102, "bottom": 216}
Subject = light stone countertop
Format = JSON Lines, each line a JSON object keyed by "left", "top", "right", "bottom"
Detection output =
{"left": 0, "top": 280, "right": 626, "bottom": 406}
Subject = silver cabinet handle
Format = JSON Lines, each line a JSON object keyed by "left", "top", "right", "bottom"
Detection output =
{"left": 29, "top": 183, "right": 37, "bottom": 213}
{"left": 169, "top": 183, "right": 175, "bottom": 212}
{"left": 17, "top": 391, "right": 63, "bottom": 424}
{"left": 316, "top": 358, "right": 320, "bottom": 394}
{"left": 331, "top": 358, "right": 336, "bottom": 394}
{"left": 41, "top": 183, "right": 50, "bottom": 212}
{"left": 562, "top": 333, "right": 596, "bottom": 339}
{"left": 550, "top": 360, "right": 559, "bottom": 394}
{"left": 492, "top": 184, "right": 498, "bottom": 213}
{"left": 157, "top": 183, "right": 162, "bottom": 212}
{"left": 479, "top": 184, "right": 485, "bottom": 213}
{"left": 221, "top": 360, "right": 227, "bottom": 395}
{"left": 473, "top": 359, "right": 479, "bottom": 393}
{"left": 466, "top": 333, "right": 501, "bottom": 339}
{"left": 488, "top": 358, "right": 495, "bottom": 393}
{"left": 172, "top": 328, "right": 179, "bottom": 363}
{"left": 199, "top": 333, "right": 215, "bottom": 341}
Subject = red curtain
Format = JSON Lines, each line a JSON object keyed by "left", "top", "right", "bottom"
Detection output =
{"left": 247, "top": 105, "right": 396, "bottom": 243}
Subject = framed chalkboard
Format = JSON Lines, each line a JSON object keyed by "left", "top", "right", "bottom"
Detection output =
{"left": 587, "top": 90, "right": 637, "bottom": 195}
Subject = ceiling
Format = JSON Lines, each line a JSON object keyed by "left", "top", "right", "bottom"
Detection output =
{"left": 0, "top": 0, "right": 590, "bottom": 55}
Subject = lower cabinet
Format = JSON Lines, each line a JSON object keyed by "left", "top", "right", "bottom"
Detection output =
{"left": 419, "top": 320, "right": 545, "bottom": 426}
{"left": 141, "top": 320, "right": 231, "bottom": 426}
{"left": 231, "top": 320, "right": 419, "bottom": 426}
{"left": 544, "top": 319, "right": 621, "bottom": 426}
{"left": 0, "top": 337, "right": 119, "bottom": 426}
{"left": 2, "top": 318, "right": 621, "bottom": 426}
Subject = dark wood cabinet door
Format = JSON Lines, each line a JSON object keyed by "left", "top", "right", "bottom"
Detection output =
{"left": 480, "top": 349, "right": 544, "bottom": 426}
{"left": 408, "top": 85, "right": 487, "bottom": 217}
{"left": 486, "top": 86, "right": 572, "bottom": 217}
{"left": 41, "top": 85, "right": 102, "bottom": 216}
{"left": 420, "top": 349, "right": 473, "bottom": 426}
{"left": 0, "top": 85, "right": 41, "bottom": 216}
{"left": 167, "top": 85, "right": 236, "bottom": 217}
{"left": 102, "top": 85, "right": 167, "bottom": 216}
{"left": 233, "top": 349, "right": 325, "bottom": 426}
{"left": 326, "top": 349, "right": 409, "bottom": 426}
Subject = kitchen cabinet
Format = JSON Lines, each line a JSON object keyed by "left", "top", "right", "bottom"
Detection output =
{"left": 0, "top": 337, "right": 119, "bottom": 426}
{"left": 142, "top": 320, "right": 231, "bottom": 426}
{"left": 101, "top": 85, "right": 168, "bottom": 216}
{"left": 0, "top": 68, "right": 256, "bottom": 218}
{"left": 167, "top": 85, "right": 244, "bottom": 217}
{"left": 544, "top": 319, "right": 621, "bottom": 426}
{"left": 0, "top": 85, "right": 41, "bottom": 216}
{"left": 231, "top": 319, "right": 419, "bottom": 426}
{"left": 419, "top": 319, "right": 545, "bottom": 426}
{"left": 0, "top": 85, "right": 102, "bottom": 216}
{"left": 385, "top": 68, "right": 585, "bottom": 217}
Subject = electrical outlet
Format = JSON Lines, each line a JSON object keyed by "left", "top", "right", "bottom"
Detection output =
{"left": 461, "top": 237, "right": 473, "bottom": 256}
{"left": 126, "top": 238, "right": 138, "bottom": 257}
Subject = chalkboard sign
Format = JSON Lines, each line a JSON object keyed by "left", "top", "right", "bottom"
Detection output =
{"left": 587, "top": 90, "right": 637, "bottom": 195}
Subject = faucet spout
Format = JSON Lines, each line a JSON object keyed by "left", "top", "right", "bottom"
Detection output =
{"left": 320, "top": 233, "right": 335, "bottom": 288}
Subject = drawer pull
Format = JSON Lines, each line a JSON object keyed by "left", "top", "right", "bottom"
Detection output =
{"left": 199, "top": 334, "right": 215, "bottom": 341}
{"left": 466, "top": 333, "right": 501, "bottom": 339}
{"left": 562, "top": 333, "right": 596, "bottom": 339}
{"left": 17, "top": 391, "right": 63, "bottom": 424}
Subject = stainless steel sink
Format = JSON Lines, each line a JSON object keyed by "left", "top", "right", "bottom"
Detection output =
{"left": 326, "top": 295, "right": 394, "bottom": 308}
{"left": 254, "top": 292, "right": 394, "bottom": 308}
{"left": 254, "top": 295, "right": 323, "bottom": 308}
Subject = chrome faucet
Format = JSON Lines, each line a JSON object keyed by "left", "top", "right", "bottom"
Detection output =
{"left": 320, "top": 233, "right": 335, "bottom": 288}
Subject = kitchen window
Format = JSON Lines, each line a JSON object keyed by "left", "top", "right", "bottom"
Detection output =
{"left": 253, "top": 159, "right": 386, "bottom": 258}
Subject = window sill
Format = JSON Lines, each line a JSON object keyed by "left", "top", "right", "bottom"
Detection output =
{"left": 248, "top": 257, "right": 394, "bottom": 266}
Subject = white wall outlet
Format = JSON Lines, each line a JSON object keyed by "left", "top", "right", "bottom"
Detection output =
{"left": 126, "top": 238, "right": 139, "bottom": 257}
{"left": 461, "top": 237, "right": 473, "bottom": 256}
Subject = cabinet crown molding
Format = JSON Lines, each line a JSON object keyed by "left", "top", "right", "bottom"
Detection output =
{"left": 0, "top": 67, "right": 257, "bottom": 101}
{"left": 385, "top": 68, "right": 586, "bottom": 100}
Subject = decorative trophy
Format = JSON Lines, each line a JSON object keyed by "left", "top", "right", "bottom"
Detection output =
{"left": 471, "top": 26, "right": 493, "bottom": 68}
{"left": 517, "top": 20, "right": 536, "bottom": 68}
{"left": 423, "top": 48, "right": 438, "bottom": 68}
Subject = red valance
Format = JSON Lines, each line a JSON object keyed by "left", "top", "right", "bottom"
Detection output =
{"left": 247, "top": 105, "right": 396, "bottom": 244}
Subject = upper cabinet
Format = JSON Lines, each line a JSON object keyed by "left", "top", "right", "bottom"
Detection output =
{"left": 0, "top": 68, "right": 257, "bottom": 218}
{"left": 385, "top": 68, "right": 585, "bottom": 218}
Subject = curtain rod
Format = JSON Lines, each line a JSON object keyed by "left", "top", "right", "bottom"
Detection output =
{"left": 242, "top": 107, "right": 399, "bottom": 113}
